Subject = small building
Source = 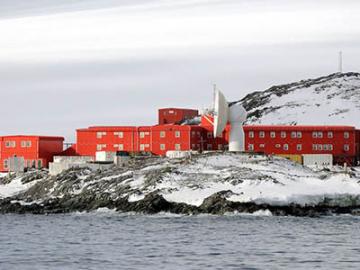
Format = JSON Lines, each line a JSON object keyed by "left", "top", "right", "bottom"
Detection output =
{"left": 0, "top": 135, "right": 64, "bottom": 172}
{"left": 158, "top": 108, "right": 199, "bottom": 125}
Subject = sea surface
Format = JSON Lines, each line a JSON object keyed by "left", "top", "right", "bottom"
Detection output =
{"left": 0, "top": 211, "right": 359, "bottom": 270}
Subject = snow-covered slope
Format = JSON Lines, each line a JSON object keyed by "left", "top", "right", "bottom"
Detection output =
{"left": 236, "top": 72, "right": 360, "bottom": 126}
{"left": 1, "top": 153, "right": 360, "bottom": 213}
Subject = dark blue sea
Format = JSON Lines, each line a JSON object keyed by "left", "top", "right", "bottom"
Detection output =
{"left": 0, "top": 211, "right": 359, "bottom": 269}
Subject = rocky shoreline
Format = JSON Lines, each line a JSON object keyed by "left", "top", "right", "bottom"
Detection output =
{"left": 1, "top": 153, "right": 360, "bottom": 217}
{"left": 2, "top": 191, "right": 360, "bottom": 217}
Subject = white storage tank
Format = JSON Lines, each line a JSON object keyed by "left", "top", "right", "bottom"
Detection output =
{"left": 96, "top": 151, "right": 116, "bottom": 162}
{"left": 302, "top": 154, "right": 333, "bottom": 166}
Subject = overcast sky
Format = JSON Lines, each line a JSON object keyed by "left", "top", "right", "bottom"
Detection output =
{"left": 1, "top": 0, "right": 359, "bottom": 141}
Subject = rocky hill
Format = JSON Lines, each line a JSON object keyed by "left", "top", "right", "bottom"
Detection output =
{"left": 236, "top": 72, "right": 360, "bottom": 126}
{"left": 1, "top": 153, "right": 360, "bottom": 216}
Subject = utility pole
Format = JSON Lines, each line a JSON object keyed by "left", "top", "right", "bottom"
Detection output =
{"left": 338, "top": 51, "right": 343, "bottom": 73}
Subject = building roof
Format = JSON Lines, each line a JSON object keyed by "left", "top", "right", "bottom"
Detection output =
{"left": 243, "top": 125, "right": 356, "bottom": 131}
{"left": 0, "top": 135, "right": 64, "bottom": 140}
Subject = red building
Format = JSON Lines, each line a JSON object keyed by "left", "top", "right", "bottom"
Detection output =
{"left": 0, "top": 135, "right": 64, "bottom": 172}
{"left": 76, "top": 124, "right": 204, "bottom": 157}
{"left": 199, "top": 114, "right": 360, "bottom": 165}
{"left": 158, "top": 108, "right": 199, "bottom": 125}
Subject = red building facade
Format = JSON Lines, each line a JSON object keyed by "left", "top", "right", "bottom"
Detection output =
{"left": 76, "top": 125, "right": 204, "bottom": 157}
{"left": 0, "top": 136, "right": 64, "bottom": 172}
{"left": 158, "top": 108, "right": 199, "bottom": 125}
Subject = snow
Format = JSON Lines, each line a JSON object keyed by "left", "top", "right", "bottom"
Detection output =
{"left": 244, "top": 74, "right": 360, "bottom": 127}
{"left": 128, "top": 153, "right": 360, "bottom": 207}
{"left": 0, "top": 176, "right": 37, "bottom": 198}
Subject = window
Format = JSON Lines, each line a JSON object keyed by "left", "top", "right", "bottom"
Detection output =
{"left": 275, "top": 144, "right": 281, "bottom": 148}
{"left": 175, "top": 144, "right": 181, "bottom": 151}
{"left": 312, "top": 132, "right": 317, "bottom": 138}
{"left": 323, "top": 144, "right": 328, "bottom": 151}
{"left": 207, "top": 144, "right": 212, "bottom": 150}
{"left": 344, "top": 132, "right": 350, "bottom": 139}
{"left": 270, "top": 132, "right": 276, "bottom": 138}
{"left": 317, "top": 132, "right": 323, "bottom": 138}
{"left": 197, "top": 131, "right": 201, "bottom": 137}
{"left": 96, "top": 144, "right": 106, "bottom": 151}
{"left": 329, "top": 144, "right": 333, "bottom": 151}
{"left": 160, "top": 144, "right": 166, "bottom": 150}
{"left": 96, "top": 131, "right": 106, "bottom": 139}
{"left": 283, "top": 144, "right": 289, "bottom": 151}
{"left": 192, "top": 144, "right": 196, "bottom": 149}
{"left": 114, "top": 131, "right": 123, "bottom": 138}
{"left": 3, "top": 159, "right": 8, "bottom": 169}
{"left": 218, "top": 144, "right": 223, "bottom": 150}
{"left": 21, "top": 141, "right": 32, "bottom": 148}
{"left": 248, "top": 144, "right": 254, "bottom": 151}
{"left": 318, "top": 144, "right": 323, "bottom": 151}
{"left": 114, "top": 144, "right": 124, "bottom": 151}
{"left": 175, "top": 131, "right": 181, "bottom": 138}
{"left": 249, "top": 131, "right": 254, "bottom": 138}
{"left": 192, "top": 131, "right": 196, "bottom": 137}
{"left": 5, "top": 141, "right": 15, "bottom": 148}
{"left": 259, "top": 144, "right": 265, "bottom": 148}
{"left": 291, "top": 132, "right": 297, "bottom": 138}
{"left": 207, "top": 132, "right": 212, "bottom": 138}
{"left": 140, "top": 144, "right": 145, "bottom": 151}
{"left": 297, "top": 144, "right": 302, "bottom": 151}
{"left": 218, "top": 133, "right": 223, "bottom": 138}
{"left": 328, "top": 132, "right": 333, "bottom": 138}
{"left": 281, "top": 132, "right": 286, "bottom": 138}
{"left": 344, "top": 144, "right": 350, "bottom": 151}
{"left": 297, "top": 132, "right": 302, "bottom": 138}
{"left": 312, "top": 144, "right": 317, "bottom": 151}
{"left": 259, "top": 131, "right": 265, "bottom": 138}
{"left": 37, "top": 160, "right": 42, "bottom": 168}
{"left": 140, "top": 132, "right": 145, "bottom": 138}
{"left": 160, "top": 131, "right": 166, "bottom": 138}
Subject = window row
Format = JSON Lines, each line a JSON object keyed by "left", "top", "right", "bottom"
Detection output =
{"left": 248, "top": 131, "right": 350, "bottom": 139}
{"left": 96, "top": 131, "right": 183, "bottom": 139}
{"left": 3, "top": 159, "right": 42, "bottom": 169}
{"left": 4, "top": 140, "right": 32, "bottom": 148}
{"left": 312, "top": 144, "right": 334, "bottom": 151}
{"left": 249, "top": 131, "right": 302, "bottom": 139}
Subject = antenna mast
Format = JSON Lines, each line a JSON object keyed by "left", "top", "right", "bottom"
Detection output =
{"left": 338, "top": 51, "right": 343, "bottom": 73}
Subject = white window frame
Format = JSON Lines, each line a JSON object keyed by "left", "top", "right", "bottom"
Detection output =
{"left": 270, "top": 132, "right": 276, "bottom": 138}
{"left": 140, "top": 132, "right": 145, "bottom": 139}
{"left": 328, "top": 132, "right": 333, "bottom": 138}
{"left": 248, "top": 144, "right": 254, "bottom": 151}
{"left": 160, "top": 131, "right": 166, "bottom": 138}
{"left": 175, "top": 144, "right": 181, "bottom": 151}
{"left": 281, "top": 131, "right": 286, "bottom": 138}
{"left": 249, "top": 131, "right": 254, "bottom": 138}
{"left": 207, "top": 132, "right": 212, "bottom": 138}
{"left": 283, "top": 144, "right": 289, "bottom": 151}
{"left": 297, "top": 132, "right": 302, "bottom": 138}
{"left": 317, "top": 132, "right": 323, "bottom": 138}
{"left": 3, "top": 159, "right": 8, "bottom": 169}
{"left": 259, "top": 144, "right": 265, "bottom": 148}
{"left": 140, "top": 144, "right": 145, "bottom": 151}
{"left": 207, "top": 144, "right": 212, "bottom": 150}
{"left": 344, "top": 144, "right": 350, "bottom": 151}
{"left": 291, "top": 132, "right": 297, "bottom": 138}
{"left": 312, "top": 132, "right": 317, "bottom": 138}
{"left": 160, "top": 144, "right": 166, "bottom": 150}
{"left": 259, "top": 131, "right": 265, "bottom": 138}
{"left": 296, "top": 144, "right": 302, "bottom": 151}
{"left": 344, "top": 132, "right": 350, "bottom": 139}
{"left": 114, "top": 131, "right": 124, "bottom": 138}
{"left": 96, "top": 131, "right": 106, "bottom": 139}
{"left": 5, "top": 141, "right": 15, "bottom": 148}
{"left": 175, "top": 131, "right": 181, "bottom": 138}
{"left": 218, "top": 144, "right": 223, "bottom": 150}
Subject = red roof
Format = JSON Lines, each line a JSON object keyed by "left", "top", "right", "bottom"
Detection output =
{"left": 243, "top": 125, "right": 356, "bottom": 131}
{"left": 0, "top": 135, "right": 64, "bottom": 140}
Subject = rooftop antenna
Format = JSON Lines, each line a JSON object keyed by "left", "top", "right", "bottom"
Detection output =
{"left": 338, "top": 51, "right": 343, "bottom": 73}
{"left": 213, "top": 89, "right": 247, "bottom": 152}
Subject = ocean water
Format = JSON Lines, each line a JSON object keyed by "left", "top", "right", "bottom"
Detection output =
{"left": 0, "top": 211, "right": 359, "bottom": 270}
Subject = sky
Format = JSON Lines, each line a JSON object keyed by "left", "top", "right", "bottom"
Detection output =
{"left": 0, "top": 0, "right": 360, "bottom": 141}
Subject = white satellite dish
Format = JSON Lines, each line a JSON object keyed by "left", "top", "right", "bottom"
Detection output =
{"left": 213, "top": 88, "right": 247, "bottom": 152}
